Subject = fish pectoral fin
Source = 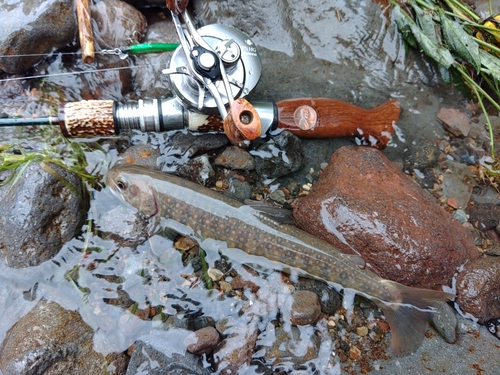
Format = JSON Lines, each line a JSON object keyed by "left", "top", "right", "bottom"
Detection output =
{"left": 247, "top": 204, "right": 296, "bottom": 225}
{"left": 376, "top": 281, "right": 455, "bottom": 356}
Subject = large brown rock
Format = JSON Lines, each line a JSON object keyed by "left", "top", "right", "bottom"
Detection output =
{"left": 456, "top": 256, "right": 500, "bottom": 323}
{"left": 293, "top": 146, "right": 479, "bottom": 290}
{"left": 0, "top": 300, "right": 127, "bottom": 374}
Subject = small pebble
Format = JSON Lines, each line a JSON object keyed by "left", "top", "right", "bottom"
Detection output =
{"left": 207, "top": 268, "right": 224, "bottom": 281}
{"left": 184, "top": 326, "right": 220, "bottom": 355}
{"left": 287, "top": 290, "right": 322, "bottom": 326}
{"left": 377, "top": 321, "right": 389, "bottom": 331}
{"left": 349, "top": 346, "right": 361, "bottom": 360}
{"left": 356, "top": 326, "right": 369, "bottom": 337}
{"left": 447, "top": 197, "right": 459, "bottom": 209}
{"left": 219, "top": 280, "right": 232, "bottom": 293}
{"left": 269, "top": 189, "right": 286, "bottom": 204}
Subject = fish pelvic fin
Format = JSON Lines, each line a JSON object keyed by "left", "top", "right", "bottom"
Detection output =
{"left": 375, "top": 281, "right": 455, "bottom": 357}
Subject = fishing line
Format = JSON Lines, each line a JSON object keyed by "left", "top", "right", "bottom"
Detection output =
{"left": 0, "top": 62, "right": 166, "bottom": 83}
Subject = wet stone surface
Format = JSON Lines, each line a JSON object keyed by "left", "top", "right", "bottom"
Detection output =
{"left": 0, "top": 300, "right": 127, "bottom": 374}
{"left": 0, "top": 162, "right": 86, "bottom": 268}
{"left": 456, "top": 256, "right": 500, "bottom": 323}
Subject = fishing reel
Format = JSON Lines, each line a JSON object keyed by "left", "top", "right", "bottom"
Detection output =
{"left": 162, "top": 9, "right": 262, "bottom": 119}
{"left": 0, "top": 0, "right": 401, "bottom": 148}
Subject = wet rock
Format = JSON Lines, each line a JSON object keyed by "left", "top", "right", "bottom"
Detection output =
{"left": 91, "top": 0, "right": 147, "bottom": 50}
{"left": 126, "top": 330, "right": 211, "bottom": 375}
{"left": 269, "top": 189, "right": 286, "bottom": 204}
{"left": 0, "top": 0, "right": 77, "bottom": 74}
{"left": 251, "top": 131, "right": 304, "bottom": 179}
{"left": 456, "top": 256, "right": 500, "bottom": 323}
{"left": 470, "top": 185, "right": 500, "bottom": 205}
{"left": 440, "top": 160, "right": 476, "bottom": 209}
{"left": 402, "top": 138, "right": 440, "bottom": 172}
{"left": 468, "top": 203, "right": 500, "bottom": 231}
{"left": 215, "top": 146, "right": 255, "bottom": 170}
{"left": 121, "top": 144, "right": 160, "bottom": 168}
{"left": 177, "top": 154, "right": 215, "bottom": 186}
{"left": 430, "top": 302, "right": 458, "bottom": 344}
{"left": 295, "top": 278, "right": 342, "bottom": 315}
{"left": 230, "top": 273, "right": 260, "bottom": 293}
{"left": 293, "top": 146, "right": 479, "bottom": 289}
{"left": 283, "top": 290, "right": 322, "bottom": 326}
{"left": 98, "top": 205, "right": 150, "bottom": 248}
{"left": 224, "top": 177, "right": 252, "bottom": 201}
{"left": 213, "top": 323, "right": 259, "bottom": 375}
{"left": 164, "top": 131, "right": 229, "bottom": 158}
{"left": 437, "top": 107, "right": 472, "bottom": 137}
{"left": 262, "top": 325, "right": 321, "bottom": 367}
{"left": 486, "top": 318, "right": 500, "bottom": 340}
{"left": 0, "top": 300, "right": 125, "bottom": 374}
{"left": 0, "top": 162, "right": 86, "bottom": 268}
{"left": 184, "top": 326, "right": 221, "bottom": 355}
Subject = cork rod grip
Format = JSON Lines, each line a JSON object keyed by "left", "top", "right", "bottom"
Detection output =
{"left": 276, "top": 98, "right": 401, "bottom": 148}
{"left": 59, "top": 100, "right": 116, "bottom": 138}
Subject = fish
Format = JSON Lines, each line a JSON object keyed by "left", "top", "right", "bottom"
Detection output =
{"left": 106, "top": 163, "right": 454, "bottom": 356}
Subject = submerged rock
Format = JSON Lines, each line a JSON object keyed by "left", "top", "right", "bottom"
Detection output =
{"left": 0, "top": 162, "right": 86, "bottom": 268}
{"left": 293, "top": 146, "right": 479, "bottom": 290}
{"left": 126, "top": 330, "right": 211, "bottom": 375}
{"left": 91, "top": 0, "right": 147, "bottom": 50}
{"left": 0, "top": 0, "right": 77, "bottom": 74}
{"left": 0, "top": 300, "right": 126, "bottom": 374}
{"left": 213, "top": 322, "right": 259, "bottom": 375}
{"left": 456, "top": 256, "right": 500, "bottom": 323}
{"left": 262, "top": 325, "right": 321, "bottom": 368}
{"left": 283, "top": 290, "right": 322, "bottom": 326}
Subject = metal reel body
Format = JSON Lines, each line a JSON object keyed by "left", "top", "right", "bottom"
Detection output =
{"left": 168, "top": 24, "right": 262, "bottom": 113}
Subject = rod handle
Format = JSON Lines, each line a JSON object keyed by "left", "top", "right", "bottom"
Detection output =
{"left": 59, "top": 100, "right": 116, "bottom": 138}
{"left": 276, "top": 98, "right": 400, "bottom": 149}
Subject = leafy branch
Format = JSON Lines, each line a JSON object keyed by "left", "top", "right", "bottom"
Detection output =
{"left": 391, "top": 0, "right": 500, "bottom": 157}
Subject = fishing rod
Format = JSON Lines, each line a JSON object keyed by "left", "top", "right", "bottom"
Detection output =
{"left": 0, "top": 0, "right": 401, "bottom": 148}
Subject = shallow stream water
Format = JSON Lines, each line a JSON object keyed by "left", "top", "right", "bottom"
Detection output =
{"left": 1, "top": 0, "right": 499, "bottom": 374}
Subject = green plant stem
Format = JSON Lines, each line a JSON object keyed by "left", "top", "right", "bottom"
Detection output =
{"left": 456, "top": 64, "right": 500, "bottom": 157}
{"left": 442, "top": 0, "right": 479, "bottom": 21}
{"left": 473, "top": 36, "right": 500, "bottom": 55}
{"left": 475, "top": 90, "right": 495, "bottom": 157}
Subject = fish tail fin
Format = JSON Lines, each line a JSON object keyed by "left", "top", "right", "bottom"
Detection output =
{"left": 375, "top": 281, "right": 454, "bottom": 357}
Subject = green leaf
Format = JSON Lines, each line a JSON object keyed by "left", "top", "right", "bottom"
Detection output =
{"left": 438, "top": 64, "right": 451, "bottom": 84}
{"left": 479, "top": 49, "right": 500, "bottom": 81}
{"left": 393, "top": 6, "right": 418, "bottom": 48}
{"left": 440, "top": 12, "right": 481, "bottom": 71}
{"left": 411, "top": 2, "right": 440, "bottom": 45}
{"left": 393, "top": 6, "right": 455, "bottom": 68}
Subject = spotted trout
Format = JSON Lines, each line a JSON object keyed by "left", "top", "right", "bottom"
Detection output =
{"left": 107, "top": 164, "right": 454, "bottom": 356}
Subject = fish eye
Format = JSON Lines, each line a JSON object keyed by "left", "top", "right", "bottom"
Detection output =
{"left": 115, "top": 177, "right": 128, "bottom": 191}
